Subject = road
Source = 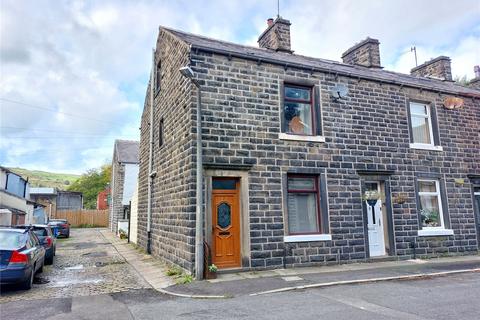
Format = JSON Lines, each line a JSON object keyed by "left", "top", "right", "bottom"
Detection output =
{"left": 1, "top": 229, "right": 479, "bottom": 319}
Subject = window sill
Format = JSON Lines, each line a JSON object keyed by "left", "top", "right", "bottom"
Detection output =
{"left": 279, "top": 133, "right": 326, "bottom": 143}
{"left": 409, "top": 143, "right": 443, "bottom": 152}
{"left": 284, "top": 234, "right": 332, "bottom": 243}
{"left": 417, "top": 229, "right": 454, "bottom": 237}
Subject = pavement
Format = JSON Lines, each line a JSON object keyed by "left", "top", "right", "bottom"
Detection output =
{"left": 101, "top": 228, "right": 480, "bottom": 298}
{"left": 167, "top": 255, "right": 480, "bottom": 297}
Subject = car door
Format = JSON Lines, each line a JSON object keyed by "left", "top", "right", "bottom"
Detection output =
{"left": 28, "top": 232, "right": 43, "bottom": 271}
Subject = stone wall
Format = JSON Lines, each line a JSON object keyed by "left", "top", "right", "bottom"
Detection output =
{"left": 411, "top": 56, "right": 452, "bottom": 81}
{"left": 342, "top": 38, "right": 381, "bottom": 68}
{"left": 189, "top": 50, "right": 479, "bottom": 269}
{"left": 258, "top": 18, "right": 292, "bottom": 53}
{"left": 137, "top": 29, "right": 196, "bottom": 272}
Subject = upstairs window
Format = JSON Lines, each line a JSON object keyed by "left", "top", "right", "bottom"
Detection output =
{"left": 159, "top": 118, "right": 164, "bottom": 147}
{"left": 409, "top": 102, "right": 434, "bottom": 144}
{"left": 408, "top": 101, "right": 441, "bottom": 150}
{"left": 283, "top": 85, "right": 313, "bottom": 135}
{"left": 155, "top": 61, "right": 161, "bottom": 93}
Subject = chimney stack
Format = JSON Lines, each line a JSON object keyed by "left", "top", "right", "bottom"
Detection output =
{"left": 258, "top": 17, "right": 292, "bottom": 53}
{"left": 468, "top": 65, "right": 480, "bottom": 89}
{"left": 410, "top": 56, "right": 452, "bottom": 81}
{"left": 341, "top": 38, "right": 382, "bottom": 68}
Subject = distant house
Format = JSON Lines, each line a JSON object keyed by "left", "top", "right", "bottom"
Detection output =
{"left": 110, "top": 140, "right": 139, "bottom": 236}
{"left": 30, "top": 188, "right": 83, "bottom": 217}
{"left": 97, "top": 186, "right": 110, "bottom": 210}
{"left": 0, "top": 166, "right": 44, "bottom": 225}
{"left": 57, "top": 191, "right": 83, "bottom": 211}
{"left": 29, "top": 187, "right": 57, "bottom": 217}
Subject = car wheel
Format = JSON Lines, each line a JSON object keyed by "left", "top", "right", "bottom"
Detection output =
{"left": 46, "top": 255, "right": 54, "bottom": 265}
{"left": 38, "top": 260, "right": 44, "bottom": 273}
{"left": 21, "top": 270, "right": 34, "bottom": 290}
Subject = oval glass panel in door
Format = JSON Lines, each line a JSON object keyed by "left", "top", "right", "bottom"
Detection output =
{"left": 217, "top": 203, "right": 231, "bottom": 229}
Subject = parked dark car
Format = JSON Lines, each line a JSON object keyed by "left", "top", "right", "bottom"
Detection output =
{"left": 0, "top": 227, "right": 45, "bottom": 289}
{"left": 48, "top": 219, "right": 70, "bottom": 238}
{"left": 17, "top": 225, "right": 56, "bottom": 265}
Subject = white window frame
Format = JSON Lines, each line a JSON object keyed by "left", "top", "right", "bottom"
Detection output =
{"left": 417, "top": 179, "right": 445, "bottom": 231}
{"left": 409, "top": 102, "right": 437, "bottom": 150}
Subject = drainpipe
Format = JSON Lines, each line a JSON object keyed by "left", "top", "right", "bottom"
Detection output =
{"left": 194, "top": 85, "right": 204, "bottom": 280}
{"left": 146, "top": 49, "right": 155, "bottom": 254}
{"left": 179, "top": 66, "right": 204, "bottom": 280}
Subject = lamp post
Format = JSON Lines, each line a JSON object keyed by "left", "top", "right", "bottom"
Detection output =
{"left": 179, "top": 66, "right": 204, "bottom": 280}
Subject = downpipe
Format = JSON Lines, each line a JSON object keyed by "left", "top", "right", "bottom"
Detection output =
{"left": 146, "top": 49, "right": 155, "bottom": 255}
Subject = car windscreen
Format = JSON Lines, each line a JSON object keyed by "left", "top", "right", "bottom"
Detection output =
{"left": 0, "top": 231, "right": 27, "bottom": 250}
{"left": 49, "top": 221, "right": 65, "bottom": 225}
{"left": 33, "top": 229, "right": 48, "bottom": 237}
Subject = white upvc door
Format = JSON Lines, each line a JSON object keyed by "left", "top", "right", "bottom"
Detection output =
{"left": 366, "top": 183, "right": 386, "bottom": 257}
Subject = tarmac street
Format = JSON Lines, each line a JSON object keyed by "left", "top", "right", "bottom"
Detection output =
{"left": 2, "top": 272, "right": 480, "bottom": 319}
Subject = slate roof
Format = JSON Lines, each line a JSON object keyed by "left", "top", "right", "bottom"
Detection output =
{"left": 163, "top": 27, "right": 480, "bottom": 98}
{"left": 114, "top": 140, "right": 139, "bottom": 164}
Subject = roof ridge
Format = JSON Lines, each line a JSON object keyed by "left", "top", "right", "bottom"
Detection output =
{"left": 162, "top": 26, "right": 479, "bottom": 97}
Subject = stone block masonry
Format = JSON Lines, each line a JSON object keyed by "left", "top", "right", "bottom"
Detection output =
{"left": 138, "top": 25, "right": 480, "bottom": 274}
{"left": 137, "top": 29, "right": 196, "bottom": 272}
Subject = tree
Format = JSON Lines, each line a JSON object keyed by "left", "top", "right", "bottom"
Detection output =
{"left": 454, "top": 75, "right": 469, "bottom": 86}
{"left": 68, "top": 164, "right": 111, "bottom": 209}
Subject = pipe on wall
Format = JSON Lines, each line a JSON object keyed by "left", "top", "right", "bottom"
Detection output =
{"left": 146, "top": 49, "right": 155, "bottom": 254}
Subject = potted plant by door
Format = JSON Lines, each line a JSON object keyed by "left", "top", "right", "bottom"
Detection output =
{"left": 362, "top": 190, "right": 382, "bottom": 206}
{"left": 206, "top": 264, "right": 218, "bottom": 279}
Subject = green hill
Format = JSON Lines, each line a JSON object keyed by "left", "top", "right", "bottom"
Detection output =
{"left": 8, "top": 167, "right": 80, "bottom": 190}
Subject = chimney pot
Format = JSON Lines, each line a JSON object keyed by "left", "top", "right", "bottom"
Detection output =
{"left": 267, "top": 18, "right": 274, "bottom": 27}
{"left": 474, "top": 65, "right": 480, "bottom": 78}
{"left": 341, "top": 37, "right": 382, "bottom": 68}
{"left": 411, "top": 56, "right": 452, "bottom": 81}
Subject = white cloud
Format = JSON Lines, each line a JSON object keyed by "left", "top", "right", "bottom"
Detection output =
{"left": 0, "top": 0, "right": 478, "bottom": 174}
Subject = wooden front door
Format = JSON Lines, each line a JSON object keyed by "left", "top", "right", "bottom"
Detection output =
{"left": 211, "top": 178, "right": 241, "bottom": 269}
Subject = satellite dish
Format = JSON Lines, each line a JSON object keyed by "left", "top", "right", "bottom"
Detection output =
{"left": 330, "top": 84, "right": 349, "bottom": 101}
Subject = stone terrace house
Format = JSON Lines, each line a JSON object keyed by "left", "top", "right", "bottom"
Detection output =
{"left": 110, "top": 139, "right": 140, "bottom": 235}
{"left": 137, "top": 17, "right": 480, "bottom": 274}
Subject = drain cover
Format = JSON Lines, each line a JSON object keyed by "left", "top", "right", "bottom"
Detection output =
{"left": 281, "top": 276, "right": 303, "bottom": 282}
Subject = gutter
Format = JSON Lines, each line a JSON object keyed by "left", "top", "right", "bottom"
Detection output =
{"left": 190, "top": 45, "right": 480, "bottom": 99}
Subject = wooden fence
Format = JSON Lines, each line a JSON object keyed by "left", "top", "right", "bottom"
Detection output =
{"left": 53, "top": 209, "right": 109, "bottom": 227}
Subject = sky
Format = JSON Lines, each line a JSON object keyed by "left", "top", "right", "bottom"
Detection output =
{"left": 0, "top": 0, "right": 479, "bottom": 174}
